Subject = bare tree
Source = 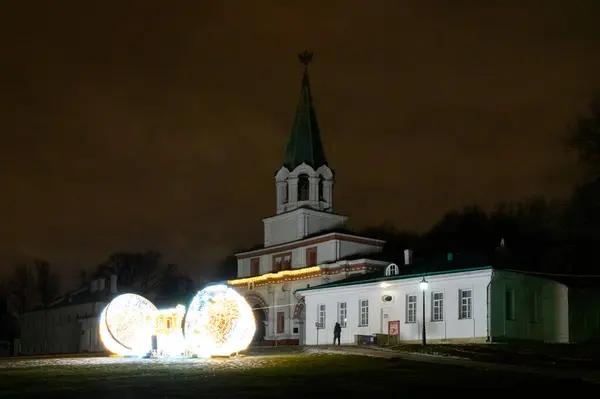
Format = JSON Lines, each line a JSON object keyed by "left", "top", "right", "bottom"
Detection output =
{"left": 565, "top": 94, "right": 600, "bottom": 181}
{"left": 33, "top": 259, "right": 59, "bottom": 307}
{"left": 8, "top": 263, "right": 37, "bottom": 313}
{"left": 95, "top": 251, "right": 162, "bottom": 293}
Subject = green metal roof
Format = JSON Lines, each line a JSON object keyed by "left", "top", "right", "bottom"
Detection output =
{"left": 296, "top": 265, "right": 493, "bottom": 293}
{"left": 283, "top": 57, "right": 328, "bottom": 171}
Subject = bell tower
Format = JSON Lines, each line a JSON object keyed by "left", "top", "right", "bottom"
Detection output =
{"left": 275, "top": 50, "right": 334, "bottom": 215}
{"left": 263, "top": 51, "right": 347, "bottom": 247}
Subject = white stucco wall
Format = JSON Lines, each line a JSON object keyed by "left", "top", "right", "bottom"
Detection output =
{"left": 20, "top": 302, "right": 107, "bottom": 355}
{"left": 301, "top": 269, "right": 493, "bottom": 345}
{"left": 488, "top": 270, "right": 569, "bottom": 343}
{"left": 236, "top": 276, "right": 332, "bottom": 343}
{"left": 234, "top": 259, "right": 388, "bottom": 344}
{"left": 263, "top": 208, "right": 348, "bottom": 247}
{"left": 237, "top": 236, "right": 383, "bottom": 278}
{"left": 338, "top": 240, "right": 382, "bottom": 259}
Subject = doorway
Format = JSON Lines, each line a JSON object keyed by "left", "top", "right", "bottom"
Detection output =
{"left": 381, "top": 308, "right": 390, "bottom": 334}
{"left": 252, "top": 305, "right": 267, "bottom": 344}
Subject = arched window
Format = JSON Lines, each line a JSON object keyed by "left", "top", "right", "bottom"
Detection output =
{"left": 385, "top": 263, "right": 399, "bottom": 276}
{"left": 318, "top": 178, "right": 324, "bottom": 201}
{"left": 282, "top": 182, "right": 288, "bottom": 204}
{"left": 298, "top": 174, "right": 310, "bottom": 201}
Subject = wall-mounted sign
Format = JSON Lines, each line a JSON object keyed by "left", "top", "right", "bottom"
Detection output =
{"left": 388, "top": 320, "right": 400, "bottom": 336}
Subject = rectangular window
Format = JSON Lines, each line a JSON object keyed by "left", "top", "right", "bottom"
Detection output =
{"left": 272, "top": 256, "right": 282, "bottom": 272}
{"left": 277, "top": 312, "right": 285, "bottom": 334}
{"left": 406, "top": 294, "right": 417, "bottom": 323}
{"left": 529, "top": 290, "right": 538, "bottom": 323}
{"left": 459, "top": 289, "right": 472, "bottom": 319}
{"left": 432, "top": 292, "right": 444, "bottom": 321}
{"left": 306, "top": 247, "right": 318, "bottom": 266}
{"left": 282, "top": 254, "right": 291, "bottom": 270}
{"left": 338, "top": 302, "right": 347, "bottom": 327}
{"left": 359, "top": 299, "right": 369, "bottom": 326}
{"left": 250, "top": 258, "right": 260, "bottom": 276}
{"left": 318, "top": 304, "right": 326, "bottom": 328}
{"left": 505, "top": 288, "right": 515, "bottom": 321}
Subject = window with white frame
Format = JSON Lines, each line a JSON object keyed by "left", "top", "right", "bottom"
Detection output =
{"left": 359, "top": 299, "right": 369, "bottom": 326}
{"left": 529, "top": 290, "right": 538, "bottom": 323}
{"left": 385, "top": 263, "right": 399, "bottom": 276}
{"left": 459, "top": 289, "right": 472, "bottom": 319}
{"left": 318, "top": 304, "right": 326, "bottom": 329}
{"left": 431, "top": 292, "right": 444, "bottom": 321}
{"left": 406, "top": 294, "right": 417, "bottom": 323}
{"left": 505, "top": 288, "right": 515, "bottom": 321}
{"left": 338, "top": 302, "right": 347, "bottom": 327}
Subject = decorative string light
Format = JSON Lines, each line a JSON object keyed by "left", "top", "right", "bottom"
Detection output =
{"left": 99, "top": 293, "right": 157, "bottom": 357}
{"left": 227, "top": 264, "right": 376, "bottom": 287}
{"left": 227, "top": 266, "right": 322, "bottom": 286}
{"left": 184, "top": 285, "right": 255, "bottom": 358}
{"left": 100, "top": 287, "right": 256, "bottom": 358}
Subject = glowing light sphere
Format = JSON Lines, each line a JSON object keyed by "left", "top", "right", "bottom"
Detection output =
{"left": 100, "top": 293, "right": 157, "bottom": 357}
{"left": 184, "top": 285, "right": 255, "bottom": 357}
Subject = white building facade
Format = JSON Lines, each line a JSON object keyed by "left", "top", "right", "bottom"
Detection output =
{"left": 228, "top": 52, "right": 389, "bottom": 345}
{"left": 300, "top": 266, "right": 579, "bottom": 345}
{"left": 19, "top": 275, "right": 118, "bottom": 355}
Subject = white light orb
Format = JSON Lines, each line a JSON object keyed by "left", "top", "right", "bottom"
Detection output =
{"left": 99, "top": 293, "right": 157, "bottom": 357}
{"left": 184, "top": 285, "right": 255, "bottom": 357}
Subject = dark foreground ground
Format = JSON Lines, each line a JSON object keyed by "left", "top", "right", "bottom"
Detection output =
{"left": 0, "top": 348, "right": 595, "bottom": 398}
{"left": 383, "top": 342, "right": 600, "bottom": 369}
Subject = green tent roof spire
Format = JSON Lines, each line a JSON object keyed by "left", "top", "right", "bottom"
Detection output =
{"left": 283, "top": 50, "right": 328, "bottom": 171}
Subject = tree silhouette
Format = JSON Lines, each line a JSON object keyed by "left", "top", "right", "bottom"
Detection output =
{"left": 561, "top": 93, "right": 600, "bottom": 271}
{"left": 152, "top": 264, "right": 196, "bottom": 307}
{"left": 8, "top": 263, "right": 37, "bottom": 313}
{"left": 33, "top": 259, "right": 59, "bottom": 307}
{"left": 95, "top": 251, "right": 162, "bottom": 292}
{"left": 565, "top": 94, "right": 600, "bottom": 182}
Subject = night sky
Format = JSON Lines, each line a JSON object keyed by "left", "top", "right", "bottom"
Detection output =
{"left": 1, "top": 1, "right": 599, "bottom": 285}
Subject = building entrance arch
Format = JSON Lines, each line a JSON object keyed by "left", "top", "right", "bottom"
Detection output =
{"left": 245, "top": 292, "right": 269, "bottom": 344}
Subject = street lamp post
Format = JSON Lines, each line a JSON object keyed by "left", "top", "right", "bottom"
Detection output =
{"left": 419, "top": 277, "right": 428, "bottom": 346}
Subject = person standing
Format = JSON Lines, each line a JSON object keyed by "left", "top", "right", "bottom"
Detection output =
{"left": 333, "top": 322, "right": 342, "bottom": 345}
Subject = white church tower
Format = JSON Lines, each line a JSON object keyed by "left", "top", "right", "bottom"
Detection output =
{"left": 229, "top": 51, "right": 389, "bottom": 346}
{"left": 265, "top": 50, "right": 348, "bottom": 247}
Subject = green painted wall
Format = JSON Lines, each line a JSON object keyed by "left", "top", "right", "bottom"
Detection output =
{"left": 489, "top": 270, "right": 569, "bottom": 343}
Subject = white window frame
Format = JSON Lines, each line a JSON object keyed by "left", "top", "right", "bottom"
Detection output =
{"left": 359, "top": 299, "right": 369, "bottom": 326}
{"left": 529, "top": 290, "right": 538, "bottom": 323}
{"left": 431, "top": 292, "right": 444, "bottom": 321}
{"left": 459, "top": 289, "right": 472, "bottom": 320}
{"left": 505, "top": 288, "right": 516, "bottom": 321}
{"left": 385, "top": 263, "right": 399, "bottom": 276}
{"left": 317, "top": 304, "right": 326, "bottom": 329}
{"left": 406, "top": 294, "right": 417, "bottom": 323}
{"left": 338, "top": 302, "right": 347, "bottom": 327}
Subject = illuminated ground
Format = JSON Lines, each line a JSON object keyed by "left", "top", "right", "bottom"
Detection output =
{"left": 0, "top": 348, "right": 595, "bottom": 398}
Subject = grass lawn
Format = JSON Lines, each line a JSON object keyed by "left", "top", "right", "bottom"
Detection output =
{"left": 382, "top": 343, "right": 600, "bottom": 369}
{"left": 0, "top": 351, "right": 594, "bottom": 398}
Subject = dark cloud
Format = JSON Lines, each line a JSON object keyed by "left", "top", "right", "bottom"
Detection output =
{"left": 0, "top": 1, "right": 599, "bottom": 286}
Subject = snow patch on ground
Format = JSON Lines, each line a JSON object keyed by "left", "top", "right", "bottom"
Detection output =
{"left": 408, "top": 352, "right": 466, "bottom": 360}
{"left": 303, "top": 347, "right": 388, "bottom": 358}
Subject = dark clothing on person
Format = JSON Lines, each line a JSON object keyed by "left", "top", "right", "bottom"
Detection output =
{"left": 333, "top": 322, "right": 342, "bottom": 345}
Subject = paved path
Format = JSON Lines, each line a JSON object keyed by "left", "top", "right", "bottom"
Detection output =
{"left": 318, "top": 345, "right": 600, "bottom": 384}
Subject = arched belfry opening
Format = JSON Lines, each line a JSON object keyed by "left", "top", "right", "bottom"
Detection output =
{"left": 318, "top": 177, "right": 324, "bottom": 201}
{"left": 298, "top": 174, "right": 310, "bottom": 201}
{"left": 282, "top": 181, "right": 288, "bottom": 204}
